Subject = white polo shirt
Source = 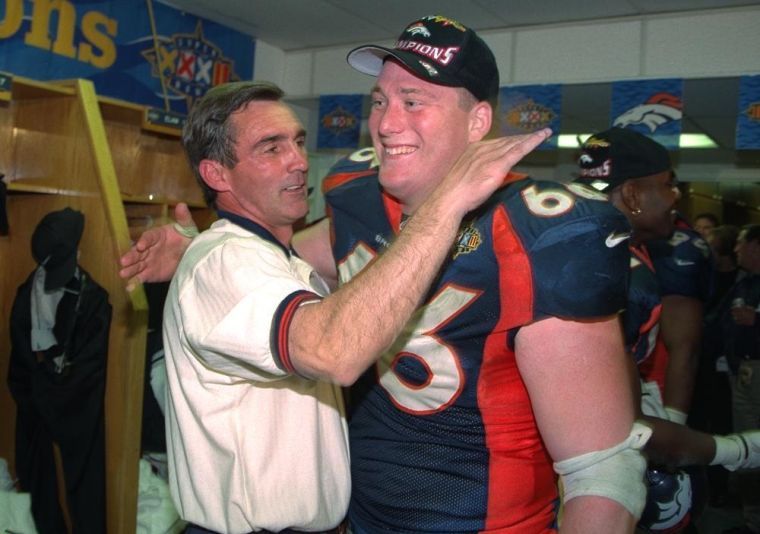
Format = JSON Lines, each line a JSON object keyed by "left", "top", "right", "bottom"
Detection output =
{"left": 163, "top": 216, "right": 350, "bottom": 534}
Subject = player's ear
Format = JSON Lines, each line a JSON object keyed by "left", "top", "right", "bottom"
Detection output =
{"left": 618, "top": 180, "right": 641, "bottom": 216}
{"left": 468, "top": 101, "right": 493, "bottom": 142}
{"left": 199, "top": 159, "right": 231, "bottom": 192}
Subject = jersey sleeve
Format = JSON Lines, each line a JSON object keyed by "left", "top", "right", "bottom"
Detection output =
{"left": 322, "top": 148, "right": 380, "bottom": 196}
{"left": 176, "top": 233, "right": 322, "bottom": 381}
{"left": 530, "top": 213, "right": 631, "bottom": 320}
{"left": 501, "top": 181, "right": 632, "bottom": 323}
{"left": 649, "top": 229, "right": 714, "bottom": 301}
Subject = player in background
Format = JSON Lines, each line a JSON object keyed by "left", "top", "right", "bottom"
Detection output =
{"left": 574, "top": 128, "right": 759, "bottom": 532}
{"left": 640, "top": 215, "right": 713, "bottom": 424}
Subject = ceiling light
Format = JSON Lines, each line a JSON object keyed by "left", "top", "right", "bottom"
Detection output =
{"left": 678, "top": 133, "right": 718, "bottom": 148}
{"left": 558, "top": 134, "right": 591, "bottom": 148}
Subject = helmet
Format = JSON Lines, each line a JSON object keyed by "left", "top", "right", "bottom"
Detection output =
{"left": 638, "top": 466, "right": 707, "bottom": 532}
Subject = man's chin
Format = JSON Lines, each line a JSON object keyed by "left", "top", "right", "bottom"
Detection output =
{"left": 378, "top": 168, "right": 402, "bottom": 190}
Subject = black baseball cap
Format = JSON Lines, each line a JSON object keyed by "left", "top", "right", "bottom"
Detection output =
{"left": 575, "top": 127, "right": 672, "bottom": 192}
{"left": 31, "top": 207, "right": 84, "bottom": 291}
{"left": 347, "top": 15, "right": 499, "bottom": 103}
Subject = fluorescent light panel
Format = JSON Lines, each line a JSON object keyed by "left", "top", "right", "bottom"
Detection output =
{"left": 557, "top": 133, "right": 717, "bottom": 149}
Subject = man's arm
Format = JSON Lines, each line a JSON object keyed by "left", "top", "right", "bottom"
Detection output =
{"left": 636, "top": 341, "right": 760, "bottom": 471}
{"left": 288, "top": 132, "right": 550, "bottom": 385}
{"left": 515, "top": 316, "right": 642, "bottom": 533}
{"left": 640, "top": 412, "right": 760, "bottom": 470}
{"left": 659, "top": 294, "right": 703, "bottom": 421}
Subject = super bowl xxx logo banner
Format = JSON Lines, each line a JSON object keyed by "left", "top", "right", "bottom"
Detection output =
{"left": 611, "top": 79, "right": 683, "bottom": 149}
{"left": 498, "top": 85, "right": 561, "bottom": 149}
{"left": 317, "top": 94, "right": 362, "bottom": 149}
{"left": 0, "top": 0, "right": 253, "bottom": 114}
{"left": 736, "top": 75, "right": 760, "bottom": 149}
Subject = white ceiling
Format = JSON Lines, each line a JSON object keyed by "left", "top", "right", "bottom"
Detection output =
{"left": 156, "top": 0, "right": 760, "bottom": 173}
{"left": 159, "top": 0, "right": 760, "bottom": 51}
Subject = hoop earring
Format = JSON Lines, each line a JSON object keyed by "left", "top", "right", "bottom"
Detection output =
{"left": 631, "top": 207, "right": 642, "bottom": 216}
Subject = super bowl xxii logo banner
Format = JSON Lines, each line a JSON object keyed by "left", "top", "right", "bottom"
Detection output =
{"left": 611, "top": 79, "right": 683, "bottom": 149}
{"left": 736, "top": 75, "right": 760, "bottom": 149}
{"left": 0, "top": 0, "right": 253, "bottom": 114}
{"left": 142, "top": 21, "right": 240, "bottom": 108}
{"left": 317, "top": 95, "right": 362, "bottom": 149}
{"left": 499, "top": 85, "right": 561, "bottom": 149}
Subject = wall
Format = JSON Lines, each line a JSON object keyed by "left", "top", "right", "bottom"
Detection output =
{"left": 254, "top": 6, "right": 760, "bottom": 213}
{"left": 255, "top": 6, "right": 760, "bottom": 99}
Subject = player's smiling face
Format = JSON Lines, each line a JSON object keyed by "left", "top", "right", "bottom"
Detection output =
{"left": 369, "top": 60, "right": 486, "bottom": 213}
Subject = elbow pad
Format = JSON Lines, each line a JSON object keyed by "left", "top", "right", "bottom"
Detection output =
{"left": 554, "top": 421, "right": 653, "bottom": 518}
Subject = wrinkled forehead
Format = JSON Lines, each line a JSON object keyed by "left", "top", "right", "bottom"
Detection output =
{"left": 233, "top": 100, "right": 304, "bottom": 135}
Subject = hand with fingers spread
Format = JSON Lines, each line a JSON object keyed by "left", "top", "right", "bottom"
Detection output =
{"left": 433, "top": 130, "right": 552, "bottom": 218}
{"left": 119, "top": 203, "right": 198, "bottom": 290}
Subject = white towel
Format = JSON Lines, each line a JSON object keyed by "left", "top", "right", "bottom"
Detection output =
{"left": 30, "top": 266, "right": 65, "bottom": 351}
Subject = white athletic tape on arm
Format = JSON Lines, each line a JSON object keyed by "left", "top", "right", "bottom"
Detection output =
{"left": 173, "top": 221, "right": 199, "bottom": 239}
{"left": 553, "top": 421, "right": 653, "bottom": 518}
{"left": 664, "top": 406, "right": 689, "bottom": 425}
{"left": 712, "top": 432, "right": 760, "bottom": 471}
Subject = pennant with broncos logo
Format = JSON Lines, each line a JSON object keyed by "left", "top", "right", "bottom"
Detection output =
{"left": 611, "top": 79, "right": 684, "bottom": 149}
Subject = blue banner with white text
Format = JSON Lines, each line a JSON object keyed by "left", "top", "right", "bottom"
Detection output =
{"left": 0, "top": 0, "right": 254, "bottom": 114}
{"left": 611, "top": 79, "right": 683, "bottom": 149}
{"left": 317, "top": 94, "right": 362, "bottom": 149}
{"left": 736, "top": 75, "right": 760, "bottom": 149}
{"left": 498, "top": 84, "right": 561, "bottom": 149}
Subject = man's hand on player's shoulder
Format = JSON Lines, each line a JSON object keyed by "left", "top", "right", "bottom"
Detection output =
{"left": 119, "top": 203, "right": 197, "bottom": 290}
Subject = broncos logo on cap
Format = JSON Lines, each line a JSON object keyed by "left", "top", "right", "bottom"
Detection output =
{"left": 421, "top": 15, "right": 466, "bottom": 32}
{"left": 583, "top": 136, "right": 611, "bottom": 148}
{"left": 406, "top": 23, "right": 431, "bottom": 37}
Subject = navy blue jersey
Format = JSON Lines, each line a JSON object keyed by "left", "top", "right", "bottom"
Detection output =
{"left": 640, "top": 223, "right": 714, "bottom": 388}
{"left": 626, "top": 245, "right": 662, "bottom": 364}
{"left": 648, "top": 226, "right": 713, "bottom": 302}
{"left": 323, "top": 149, "right": 631, "bottom": 533}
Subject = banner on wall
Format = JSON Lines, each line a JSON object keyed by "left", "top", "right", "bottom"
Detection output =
{"left": 611, "top": 79, "right": 683, "bottom": 149}
{"left": 0, "top": 0, "right": 254, "bottom": 114}
{"left": 498, "top": 85, "right": 561, "bottom": 149}
{"left": 317, "top": 94, "right": 362, "bottom": 149}
{"left": 736, "top": 75, "right": 760, "bottom": 149}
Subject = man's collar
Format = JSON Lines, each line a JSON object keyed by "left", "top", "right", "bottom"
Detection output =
{"left": 216, "top": 210, "right": 294, "bottom": 257}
